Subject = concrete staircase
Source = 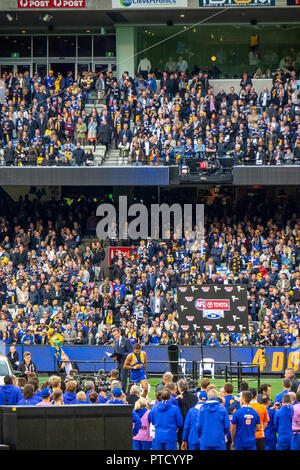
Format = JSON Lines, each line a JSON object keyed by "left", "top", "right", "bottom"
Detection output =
{"left": 82, "top": 144, "right": 107, "bottom": 166}
{"left": 102, "top": 148, "right": 129, "bottom": 166}
{"left": 84, "top": 100, "right": 105, "bottom": 116}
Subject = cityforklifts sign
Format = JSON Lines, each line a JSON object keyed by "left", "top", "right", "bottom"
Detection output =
{"left": 113, "top": 0, "right": 188, "bottom": 8}
{"left": 18, "top": 0, "right": 86, "bottom": 8}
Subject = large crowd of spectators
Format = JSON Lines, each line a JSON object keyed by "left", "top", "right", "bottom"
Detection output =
{"left": 0, "top": 65, "right": 299, "bottom": 166}
{"left": 0, "top": 193, "right": 298, "bottom": 350}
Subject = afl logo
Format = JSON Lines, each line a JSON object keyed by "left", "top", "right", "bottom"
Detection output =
{"left": 185, "top": 297, "right": 193, "bottom": 302}
{"left": 227, "top": 326, "right": 236, "bottom": 331}
{"left": 225, "top": 286, "right": 233, "bottom": 292}
{"left": 179, "top": 287, "right": 187, "bottom": 292}
{"left": 195, "top": 299, "right": 206, "bottom": 310}
{"left": 201, "top": 286, "right": 210, "bottom": 292}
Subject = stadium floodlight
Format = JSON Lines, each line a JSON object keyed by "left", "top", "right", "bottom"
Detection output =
{"left": 41, "top": 13, "right": 53, "bottom": 22}
{"left": 6, "top": 13, "right": 15, "bottom": 22}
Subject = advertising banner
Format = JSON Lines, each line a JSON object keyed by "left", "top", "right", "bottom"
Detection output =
{"left": 18, "top": 0, "right": 86, "bottom": 8}
{"left": 199, "top": 0, "right": 275, "bottom": 6}
{"left": 9, "top": 345, "right": 300, "bottom": 374}
{"left": 112, "top": 0, "right": 188, "bottom": 8}
{"left": 177, "top": 284, "right": 248, "bottom": 334}
{"left": 108, "top": 246, "right": 138, "bottom": 265}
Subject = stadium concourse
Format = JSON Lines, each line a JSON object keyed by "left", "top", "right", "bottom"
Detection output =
{"left": 0, "top": 65, "right": 299, "bottom": 167}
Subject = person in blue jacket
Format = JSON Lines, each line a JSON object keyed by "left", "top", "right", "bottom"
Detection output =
{"left": 181, "top": 401, "right": 203, "bottom": 450}
{"left": 261, "top": 395, "right": 277, "bottom": 450}
{"left": 231, "top": 390, "right": 260, "bottom": 450}
{"left": 107, "top": 387, "right": 126, "bottom": 404}
{"left": 17, "top": 384, "right": 38, "bottom": 405}
{"left": 274, "top": 393, "right": 294, "bottom": 450}
{"left": 0, "top": 375, "right": 22, "bottom": 405}
{"left": 148, "top": 388, "right": 183, "bottom": 451}
{"left": 63, "top": 380, "right": 78, "bottom": 404}
{"left": 196, "top": 388, "right": 230, "bottom": 450}
{"left": 223, "top": 382, "right": 240, "bottom": 450}
{"left": 132, "top": 410, "right": 142, "bottom": 437}
{"left": 274, "top": 379, "right": 292, "bottom": 404}
{"left": 85, "top": 380, "right": 108, "bottom": 404}
{"left": 75, "top": 391, "right": 88, "bottom": 404}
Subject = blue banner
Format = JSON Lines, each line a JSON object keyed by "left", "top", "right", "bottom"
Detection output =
{"left": 6, "top": 345, "right": 300, "bottom": 375}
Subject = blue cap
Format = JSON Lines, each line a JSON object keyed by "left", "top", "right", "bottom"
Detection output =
{"left": 112, "top": 387, "right": 122, "bottom": 397}
{"left": 41, "top": 388, "right": 51, "bottom": 398}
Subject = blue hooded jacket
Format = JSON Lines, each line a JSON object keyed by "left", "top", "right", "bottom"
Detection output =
{"left": 265, "top": 407, "right": 277, "bottom": 446}
{"left": 149, "top": 400, "right": 183, "bottom": 443}
{"left": 274, "top": 405, "right": 294, "bottom": 441}
{"left": 0, "top": 385, "right": 23, "bottom": 406}
{"left": 86, "top": 390, "right": 108, "bottom": 404}
{"left": 63, "top": 392, "right": 77, "bottom": 405}
{"left": 182, "top": 403, "right": 203, "bottom": 447}
{"left": 196, "top": 399, "right": 230, "bottom": 448}
{"left": 17, "top": 397, "right": 38, "bottom": 405}
{"left": 132, "top": 410, "right": 142, "bottom": 437}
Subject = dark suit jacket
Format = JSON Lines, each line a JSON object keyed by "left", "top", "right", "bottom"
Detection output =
{"left": 113, "top": 336, "right": 133, "bottom": 365}
{"left": 7, "top": 351, "right": 19, "bottom": 370}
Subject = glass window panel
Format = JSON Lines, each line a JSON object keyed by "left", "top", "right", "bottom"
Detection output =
{"left": 136, "top": 25, "right": 300, "bottom": 79}
{"left": 0, "top": 36, "right": 31, "bottom": 58}
{"left": 78, "top": 36, "right": 92, "bottom": 57}
{"left": 33, "top": 36, "right": 47, "bottom": 57}
{"left": 93, "top": 35, "right": 116, "bottom": 57}
{"left": 49, "top": 36, "right": 76, "bottom": 57}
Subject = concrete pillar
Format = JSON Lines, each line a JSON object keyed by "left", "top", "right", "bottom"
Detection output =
{"left": 116, "top": 25, "right": 136, "bottom": 79}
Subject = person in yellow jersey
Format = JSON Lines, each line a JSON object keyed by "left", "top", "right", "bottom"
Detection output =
{"left": 123, "top": 343, "right": 148, "bottom": 398}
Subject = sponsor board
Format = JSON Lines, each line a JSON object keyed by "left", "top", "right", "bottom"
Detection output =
{"left": 112, "top": 0, "right": 188, "bottom": 8}
{"left": 108, "top": 246, "right": 138, "bottom": 265}
{"left": 199, "top": 0, "right": 275, "bottom": 6}
{"left": 177, "top": 284, "right": 248, "bottom": 333}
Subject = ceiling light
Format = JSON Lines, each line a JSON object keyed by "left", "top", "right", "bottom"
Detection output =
{"left": 180, "top": 14, "right": 185, "bottom": 17}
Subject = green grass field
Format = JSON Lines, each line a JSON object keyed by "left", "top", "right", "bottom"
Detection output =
{"left": 39, "top": 375, "right": 285, "bottom": 402}
{"left": 146, "top": 377, "right": 284, "bottom": 401}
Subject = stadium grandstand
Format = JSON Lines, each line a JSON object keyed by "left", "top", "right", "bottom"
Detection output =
{"left": 0, "top": 0, "right": 299, "bottom": 453}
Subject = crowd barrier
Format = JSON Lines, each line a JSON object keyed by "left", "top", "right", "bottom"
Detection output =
{"left": 3, "top": 345, "right": 300, "bottom": 375}
{"left": 0, "top": 405, "right": 132, "bottom": 450}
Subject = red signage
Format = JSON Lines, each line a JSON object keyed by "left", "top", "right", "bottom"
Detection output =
{"left": 18, "top": 0, "right": 85, "bottom": 8}
{"left": 108, "top": 246, "right": 138, "bottom": 266}
{"left": 195, "top": 299, "right": 230, "bottom": 311}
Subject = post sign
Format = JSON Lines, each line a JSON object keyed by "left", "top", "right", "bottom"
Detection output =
{"left": 177, "top": 284, "right": 248, "bottom": 334}
{"left": 18, "top": 0, "right": 86, "bottom": 8}
{"left": 199, "top": 0, "right": 275, "bottom": 6}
